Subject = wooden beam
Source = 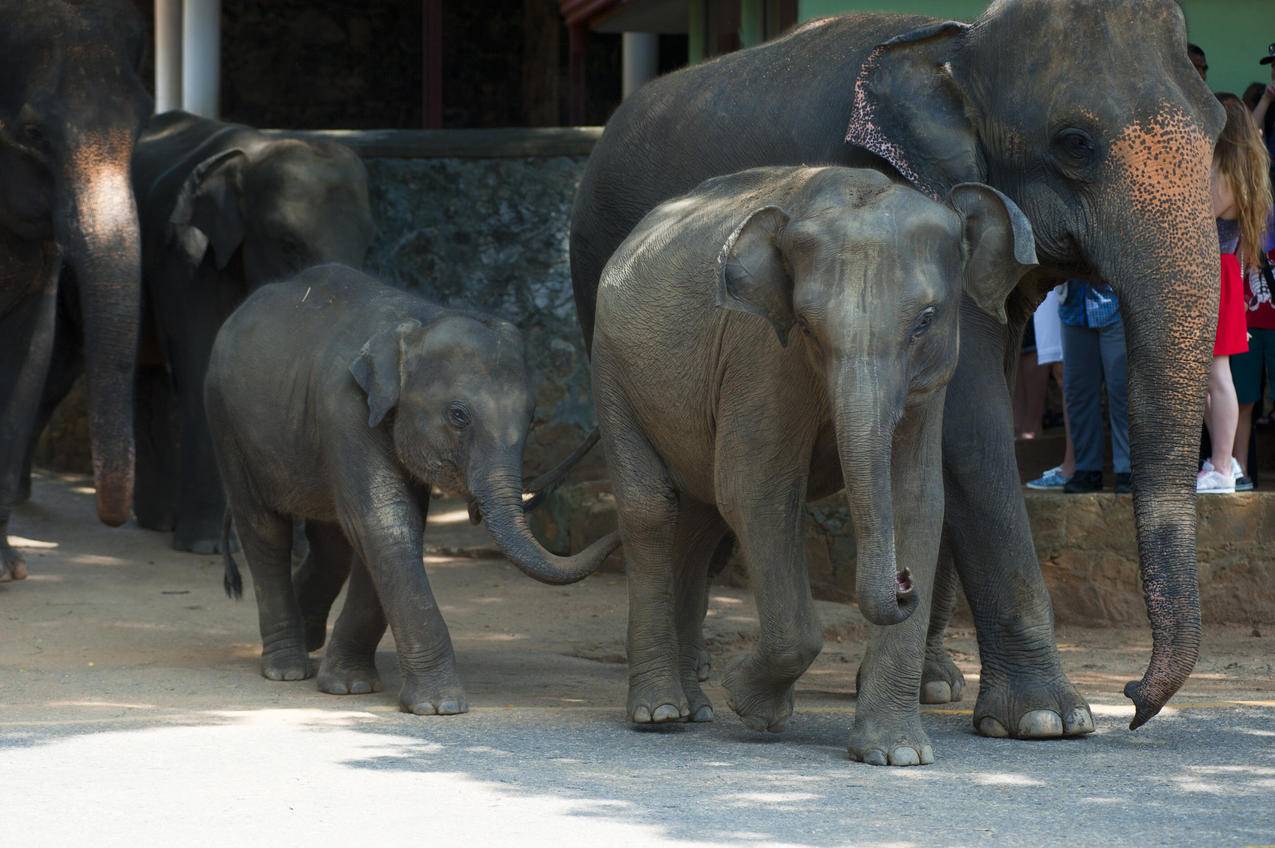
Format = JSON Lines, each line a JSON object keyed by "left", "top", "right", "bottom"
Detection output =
{"left": 422, "top": 0, "right": 443, "bottom": 128}
{"left": 265, "top": 127, "right": 604, "bottom": 160}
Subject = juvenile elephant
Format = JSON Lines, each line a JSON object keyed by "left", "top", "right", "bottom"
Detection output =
{"left": 572, "top": 0, "right": 1226, "bottom": 736}
{"left": 1, "top": 0, "right": 150, "bottom": 579}
{"left": 28, "top": 110, "right": 376, "bottom": 554}
{"left": 206, "top": 264, "right": 619, "bottom": 714}
{"left": 592, "top": 166, "right": 1035, "bottom": 764}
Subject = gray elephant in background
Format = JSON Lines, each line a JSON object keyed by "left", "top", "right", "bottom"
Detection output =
{"left": 27, "top": 110, "right": 375, "bottom": 554}
{"left": 1, "top": 0, "right": 150, "bottom": 580}
{"left": 591, "top": 166, "right": 1036, "bottom": 765}
{"left": 206, "top": 264, "right": 619, "bottom": 714}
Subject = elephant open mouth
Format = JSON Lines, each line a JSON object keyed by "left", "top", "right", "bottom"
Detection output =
{"left": 896, "top": 568, "right": 914, "bottom": 597}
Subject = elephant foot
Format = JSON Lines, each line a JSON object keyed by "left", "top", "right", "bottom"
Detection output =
{"left": 317, "top": 651, "right": 382, "bottom": 695}
{"left": 678, "top": 654, "right": 714, "bottom": 722}
{"left": 1, "top": 542, "right": 29, "bottom": 582}
{"left": 920, "top": 649, "right": 966, "bottom": 704}
{"left": 304, "top": 617, "right": 329, "bottom": 652}
{"left": 974, "top": 673, "right": 1094, "bottom": 739}
{"left": 172, "top": 514, "right": 228, "bottom": 555}
{"left": 721, "top": 657, "right": 795, "bottom": 733}
{"left": 848, "top": 710, "right": 934, "bottom": 767}
{"left": 260, "top": 643, "right": 313, "bottom": 682}
{"left": 400, "top": 669, "right": 468, "bottom": 716}
{"left": 627, "top": 668, "right": 690, "bottom": 724}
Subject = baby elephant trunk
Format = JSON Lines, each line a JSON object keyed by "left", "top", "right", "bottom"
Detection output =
{"left": 470, "top": 463, "right": 619, "bottom": 585}
{"left": 833, "top": 369, "right": 919, "bottom": 627}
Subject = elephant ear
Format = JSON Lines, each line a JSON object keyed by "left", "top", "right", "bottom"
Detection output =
{"left": 845, "top": 21, "right": 983, "bottom": 200}
{"left": 715, "top": 206, "right": 795, "bottom": 346}
{"left": 350, "top": 320, "right": 422, "bottom": 428}
{"left": 169, "top": 148, "right": 247, "bottom": 271}
{"left": 949, "top": 183, "right": 1038, "bottom": 324}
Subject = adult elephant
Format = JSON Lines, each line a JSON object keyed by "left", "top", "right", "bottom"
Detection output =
{"left": 570, "top": 0, "right": 1223, "bottom": 736}
{"left": 29, "top": 111, "right": 376, "bottom": 554}
{"left": 0, "top": 0, "right": 150, "bottom": 580}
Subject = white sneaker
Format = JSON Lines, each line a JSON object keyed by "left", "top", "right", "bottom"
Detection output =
{"left": 1197, "top": 469, "right": 1236, "bottom": 494}
{"left": 1230, "top": 457, "right": 1244, "bottom": 480}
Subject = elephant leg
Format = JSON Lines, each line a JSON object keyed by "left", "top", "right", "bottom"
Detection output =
{"left": 0, "top": 265, "right": 59, "bottom": 582}
{"left": 295, "top": 519, "right": 353, "bottom": 652}
{"left": 19, "top": 280, "right": 83, "bottom": 503}
{"left": 317, "top": 550, "right": 386, "bottom": 696}
{"left": 718, "top": 476, "right": 822, "bottom": 734}
{"left": 598, "top": 386, "right": 687, "bottom": 724}
{"left": 166, "top": 286, "right": 234, "bottom": 554}
{"left": 230, "top": 501, "right": 310, "bottom": 682}
{"left": 920, "top": 537, "right": 965, "bottom": 704}
{"left": 944, "top": 306, "right": 1093, "bottom": 739}
{"left": 341, "top": 486, "right": 467, "bottom": 716}
{"left": 133, "top": 364, "right": 178, "bottom": 532}
{"left": 671, "top": 502, "right": 731, "bottom": 723}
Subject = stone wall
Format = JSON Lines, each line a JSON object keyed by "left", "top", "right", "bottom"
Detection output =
{"left": 530, "top": 483, "right": 1275, "bottom": 627}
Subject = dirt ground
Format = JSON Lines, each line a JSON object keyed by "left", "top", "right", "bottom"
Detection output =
{"left": 2, "top": 473, "right": 1274, "bottom": 847}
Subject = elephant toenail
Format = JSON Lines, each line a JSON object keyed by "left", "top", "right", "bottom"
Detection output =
{"left": 978, "top": 716, "right": 1009, "bottom": 738}
{"left": 1018, "top": 710, "right": 1064, "bottom": 737}
{"left": 692, "top": 705, "right": 714, "bottom": 722}
{"left": 1065, "top": 707, "right": 1095, "bottom": 735}
{"left": 889, "top": 747, "right": 920, "bottom": 766}
{"left": 921, "top": 681, "right": 952, "bottom": 704}
{"left": 651, "top": 704, "right": 681, "bottom": 722}
{"left": 632, "top": 706, "right": 652, "bottom": 723}
{"left": 919, "top": 745, "right": 935, "bottom": 765}
{"left": 862, "top": 750, "right": 889, "bottom": 766}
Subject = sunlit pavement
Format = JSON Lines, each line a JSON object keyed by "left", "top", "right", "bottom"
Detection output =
{"left": 2, "top": 474, "right": 1273, "bottom": 847}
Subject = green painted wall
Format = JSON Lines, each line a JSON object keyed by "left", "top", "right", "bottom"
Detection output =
{"left": 794, "top": 0, "right": 1273, "bottom": 97}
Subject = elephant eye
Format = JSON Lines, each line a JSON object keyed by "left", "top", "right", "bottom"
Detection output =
{"left": 910, "top": 307, "right": 937, "bottom": 340}
{"left": 446, "top": 402, "right": 471, "bottom": 429}
{"left": 1054, "top": 128, "right": 1097, "bottom": 165}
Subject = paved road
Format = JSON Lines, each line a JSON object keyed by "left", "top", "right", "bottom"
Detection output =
{"left": 2, "top": 475, "right": 1273, "bottom": 847}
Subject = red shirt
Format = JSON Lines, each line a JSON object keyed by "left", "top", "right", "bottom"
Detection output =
{"left": 1243, "top": 250, "right": 1275, "bottom": 330}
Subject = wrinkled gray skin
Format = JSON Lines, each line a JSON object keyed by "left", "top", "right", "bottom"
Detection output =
{"left": 26, "top": 110, "right": 376, "bottom": 555}
{"left": 571, "top": 0, "right": 1225, "bottom": 739}
{"left": 0, "top": 0, "right": 149, "bottom": 580}
{"left": 205, "top": 264, "right": 619, "bottom": 714}
{"left": 593, "top": 167, "right": 1036, "bottom": 764}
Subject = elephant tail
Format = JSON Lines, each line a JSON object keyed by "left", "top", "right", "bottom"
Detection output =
{"left": 222, "top": 510, "right": 243, "bottom": 600}
{"left": 521, "top": 427, "right": 600, "bottom": 513}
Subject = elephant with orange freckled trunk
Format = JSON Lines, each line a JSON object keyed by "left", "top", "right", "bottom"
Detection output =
{"left": 0, "top": 0, "right": 149, "bottom": 580}
{"left": 570, "top": 0, "right": 1225, "bottom": 740}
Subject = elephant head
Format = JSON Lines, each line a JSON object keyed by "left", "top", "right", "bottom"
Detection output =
{"left": 350, "top": 314, "right": 620, "bottom": 584}
{"left": 0, "top": 0, "right": 151, "bottom": 526}
{"left": 170, "top": 137, "right": 375, "bottom": 286}
{"left": 846, "top": 0, "right": 1226, "bottom": 727}
{"left": 717, "top": 170, "right": 1037, "bottom": 626}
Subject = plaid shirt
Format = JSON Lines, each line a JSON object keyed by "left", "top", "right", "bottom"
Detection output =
{"left": 1057, "top": 280, "right": 1121, "bottom": 329}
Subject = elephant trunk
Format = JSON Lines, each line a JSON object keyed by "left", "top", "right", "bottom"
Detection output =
{"left": 469, "top": 458, "right": 619, "bottom": 585}
{"left": 832, "top": 362, "right": 919, "bottom": 627}
{"left": 1101, "top": 122, "right": 1220, "bottom": 728}
{"left": 55, "top": 145, "right": 141, "bottom": 527}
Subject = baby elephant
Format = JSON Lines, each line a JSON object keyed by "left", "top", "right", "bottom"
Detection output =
{"left": 591, "top": 166, "right": 1036, "bottom": 763}
{"left": 206, "top": 264, "right": 619, "bottom": 715}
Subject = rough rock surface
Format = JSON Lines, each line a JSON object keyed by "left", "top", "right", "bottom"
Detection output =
{"left": 531, "top": 482, "right": 1275, "bottom": 626}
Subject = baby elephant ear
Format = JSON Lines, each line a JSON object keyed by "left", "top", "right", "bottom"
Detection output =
{"left": 716, "top": 206, "right": 795, "bottom": 345}
{"left": 350, "top": 320, "right": 422, "bottom": 427}
{"left": 949, "top": 183, "right": 1039, "bottom": 324}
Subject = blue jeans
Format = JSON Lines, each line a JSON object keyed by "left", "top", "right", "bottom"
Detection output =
{"left": 1062, "top": 318, "right": 1130, "bottom": 474}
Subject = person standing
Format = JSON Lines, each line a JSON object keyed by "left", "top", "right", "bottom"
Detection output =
{"left": 1220, "top": 92, "right": 1275, "bottom": 490}
{"left": 1058, "top": 280, "right": 1131, "bottom": 494}
{"left": 1025, "top": 287, "right": 1077, "bottom": 490}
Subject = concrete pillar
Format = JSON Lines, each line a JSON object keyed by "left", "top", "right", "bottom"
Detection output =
{"left": 621, "top": 32, "right": 659, "bottom": 99}
{"left": 154, "top": 0, "right": 182, "bottom": 113}
{"left": 181, "top": 0, "right": 220, "bottom": 118}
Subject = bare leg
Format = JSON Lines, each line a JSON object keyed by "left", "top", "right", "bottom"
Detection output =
{"left": 1236, "top": 402, "right": 1254, "bottom": 475}
{"left": 1205, "top": 356, "right": 1238, "bottom": 473}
